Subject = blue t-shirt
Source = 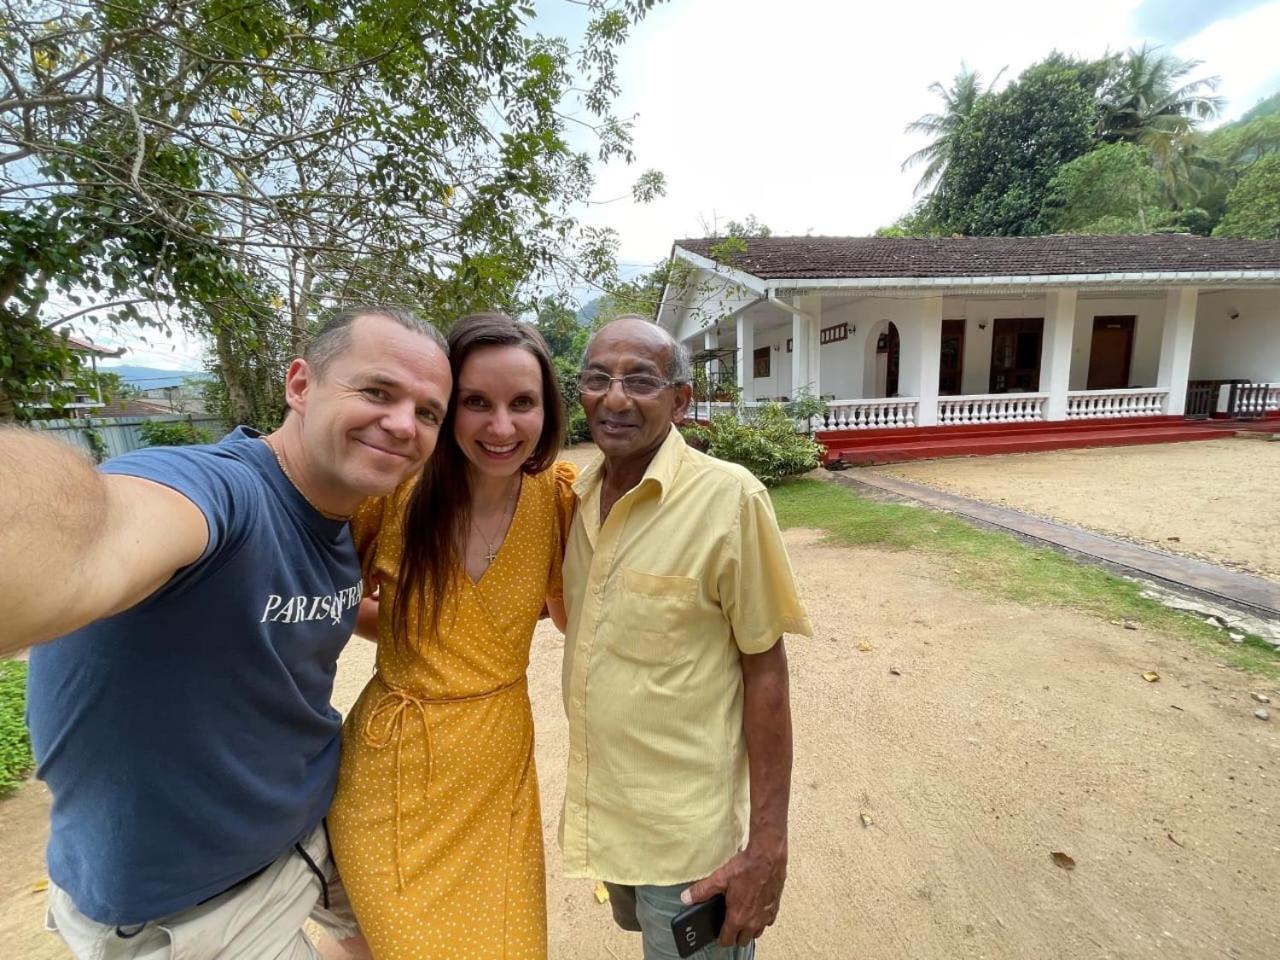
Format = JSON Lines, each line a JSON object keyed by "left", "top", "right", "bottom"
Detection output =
{"left": 26, "top": 427, "right": 363, "bottom": 925}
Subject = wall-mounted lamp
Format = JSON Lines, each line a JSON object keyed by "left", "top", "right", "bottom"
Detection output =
{"left": 978, "top": 320, "right": 988, "bottom": 330}
{"left": 850, "top": 325, "right": 856, "bottom": 334}
{"left": 1228, "top": 310, "right": 1241, "bottom": 320}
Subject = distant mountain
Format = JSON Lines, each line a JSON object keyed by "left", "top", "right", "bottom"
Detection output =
{"left": 99, "top": 364, "right": 210, "bottom": 388}
{"left": 1239, "top": 91, "right": 1280, "bottom": 125}
{"left": 576, "top": 298, "right": 602, "bottom": 326}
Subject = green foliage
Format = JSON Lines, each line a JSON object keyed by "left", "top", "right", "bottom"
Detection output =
{"left": 0, "top": 660, "right": 33, "bottom": 796}
{"left": 876, "top": 202, "right": 943, "bottom": 237}
{"left": 1095, "top": 44, "right": 1223, "bottom": 148}
{"left": 1213, "top": 155, "right": 1280, "bottom": 239}
{"left": 931, "top": 55, "right": 1102, "bottom": 235}
{"left": 897, "top": 46, "right": 1242, "bottom": 238}
{"left": 1040, "top": 142, "right": 1164, "bottom": 234}
{"left": 783, "top": 391, "right": 828, "bottom": 437}
{"left": 553, "top": 355, "right": 591, "bottom": 444}
{"left": 84, "top": 426, "right": 108, "bottom": 464}
{"left": 692, "top": 404, "right": 822, "bottom": 486}
{"left": 138, "top": 419, "right": 214, "bottom": 448}
{"left": 1, "top": 1, "right": 664, "bottom": 425}
{"left": 902, "top": 64, "right": 999, "bottom": 196}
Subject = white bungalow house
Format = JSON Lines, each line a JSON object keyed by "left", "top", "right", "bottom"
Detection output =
{"left": 656, "top": 235, "right": 1280, "bottom": 461}
{"left": 26, "top": 334, "right": 126, "bottom": 420}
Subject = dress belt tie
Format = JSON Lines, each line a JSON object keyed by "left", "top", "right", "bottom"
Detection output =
{"left": 361, "top": 673, "right": 526, "bottom": 890}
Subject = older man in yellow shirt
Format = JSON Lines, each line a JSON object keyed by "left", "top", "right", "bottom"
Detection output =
{"left": 561, "top": 316, "right": 812, "bottom": 959}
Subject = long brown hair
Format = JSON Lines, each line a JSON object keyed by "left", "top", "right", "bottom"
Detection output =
{"left": 392, "top": 312, "right": 564, "bottom": 646}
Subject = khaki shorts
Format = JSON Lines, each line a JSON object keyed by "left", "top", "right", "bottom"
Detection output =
{"left": 45, "top": 822, "right": 360, "bottom": 960}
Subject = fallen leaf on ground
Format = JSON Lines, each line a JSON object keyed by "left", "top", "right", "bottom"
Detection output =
{"left": 889, "top": 665, "right": 902, "bottom": 676}
{"left": 1142, "top": 671, "right": 1160, "bottom": 683}
{"left": 1167, "top": 833, "right": 1185, "bottom": 848}
{"left": 857, "top": 641, "right": 873, "bottom": 652}
{"left": 1251, "top": 692, "right": 1271, "bottom": 704}
{"left": 594, "top": 882, "right": 610, "bottom": 904}
{"left": 1050, "top": 851, "right": 1076, "bottom": 871}
{"left": 32, "top": 879, "right": 49, "bottom": 893}
{"left": 860, "top": 812, "right": 874, "bottom": 828}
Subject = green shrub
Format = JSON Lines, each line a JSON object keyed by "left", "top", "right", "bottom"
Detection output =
{"left": 0, "top": 660, "right": 33, "bottom": 796}
{"left": 138, "top": 419, "right": 213, "bottom": 447}
{"left": 554, "top": 356, "right": 592, "bottom": 444}
{"left": 693, "top": 403, "right": 823, "bottom": 485}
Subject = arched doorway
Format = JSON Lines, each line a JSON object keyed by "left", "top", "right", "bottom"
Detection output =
{"left": 866, "top": 321, "right": 900, "bottom": 397}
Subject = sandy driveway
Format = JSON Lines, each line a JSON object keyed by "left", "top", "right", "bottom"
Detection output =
{"left": 877, "top": 438, "right": 1280, "bottom": 582}
{"left": 3, "top": 513, "right": 1277, "bottom": 959}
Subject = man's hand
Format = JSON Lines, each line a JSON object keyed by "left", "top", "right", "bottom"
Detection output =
{"left": 681, "top": 835, "right": 788, "bottom": 947}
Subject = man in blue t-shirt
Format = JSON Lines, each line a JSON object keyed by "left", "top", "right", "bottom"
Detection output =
{"left": 1, "top": 306, "right": 451, "bottom": 960}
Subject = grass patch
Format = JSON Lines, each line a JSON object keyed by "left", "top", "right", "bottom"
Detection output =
{"left": 771, "top": 478, "right": 1280, "bottom": 679}
{"left": 1, "top": 659, "right": 34, "bottom": 796}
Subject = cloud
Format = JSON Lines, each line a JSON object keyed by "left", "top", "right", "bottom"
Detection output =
{"left": 1131, "top": 0, "right": 1272, "bottom": 44}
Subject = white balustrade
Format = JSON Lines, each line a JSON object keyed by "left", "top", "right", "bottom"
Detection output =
{"left": 1067, "top": 388, "right": 1168, "bottom": 419}
{"left": 937, "top": 393, "right": 1047, "bottom": 426}
{"left": 823, "top": 398, "right": 919, "bottom": 430}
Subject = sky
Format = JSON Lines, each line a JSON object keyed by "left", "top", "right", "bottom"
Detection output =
{"left": 99, "top": 0, "right": 1280, "bottom": 371}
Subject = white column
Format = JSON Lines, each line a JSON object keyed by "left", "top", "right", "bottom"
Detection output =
{"left": 736, "top": 314, "right": 755, "bottom": 402}
{"left": 801, "top": 295, "right": 822, "bottom": 399}
{"left": 790, "top": 315, "right": 808, "bottom": 399}
{"left": 897, "top": 297, "right": 944, "bottom": 426}
{"left": 1041, "top": 289, "right": 1077, "bottom": 421}
{"left": 703, "top": 328, "right": 719, "bottom": 380}
{"left": 1157, "top": 287, "right": 1198, "bottom": 415}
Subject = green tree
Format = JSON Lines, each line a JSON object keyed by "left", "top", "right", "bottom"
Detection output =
{"left": 1039, "top": 142, "right": 1163, "bottom": 234}
{"left": 1, "top": 0, "right": 664, "bottom": 424}
{"left": 1213, "top": 155, "right": 1280, "bottom": 239}
{"left": 1097, "top": 45, "right": 1223, "bottom": 148}
{"left": 931, "top": 55, "right": 1104, "bottom": 236}
{"left": 901, "top": 64, "right": 1000, "bottom": 196}
{"left": 1095, "top": 46, "right": 1224, "bottom": 209}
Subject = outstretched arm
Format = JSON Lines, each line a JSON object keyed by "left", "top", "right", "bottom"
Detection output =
{"left": 0, "top": 428, "right": 209, "bottom": 654}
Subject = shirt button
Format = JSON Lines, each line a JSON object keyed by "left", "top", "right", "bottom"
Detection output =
{"left": 573, "top": 698, "right": 583, "bottom": 709}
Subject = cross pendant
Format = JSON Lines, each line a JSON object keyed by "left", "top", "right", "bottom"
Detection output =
{"left": 483, "top": 546, "right": 498, "bottom": 565}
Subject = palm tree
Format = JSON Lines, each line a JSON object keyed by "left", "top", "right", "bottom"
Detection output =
{"left": 902, "top": 64, "right": 1002, "bottom": 196}
{"left": 1097, "top": 45, "right": 1224, "bottom": 149}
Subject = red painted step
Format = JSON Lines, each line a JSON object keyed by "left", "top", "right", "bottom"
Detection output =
{"left": 817, "top": 415, "right": 1188, "bottom": 445}
{"left": 822, "top": 422, "right": 1230, "bottom": 466}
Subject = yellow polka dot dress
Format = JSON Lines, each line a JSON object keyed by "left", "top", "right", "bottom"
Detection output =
{"left": 329, "top": 462, "right": 576, "bottom": 960}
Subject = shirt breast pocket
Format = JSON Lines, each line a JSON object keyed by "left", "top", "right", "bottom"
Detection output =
{"left": 612, "top": 569, "right": 699, "bottom": 665}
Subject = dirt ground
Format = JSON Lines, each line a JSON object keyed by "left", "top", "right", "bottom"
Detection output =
{"left": 876, "top": 438, "right": 1280, "bottom": 582}
{"left": 3, "top": 453, "right": 1279, "bottom": 958}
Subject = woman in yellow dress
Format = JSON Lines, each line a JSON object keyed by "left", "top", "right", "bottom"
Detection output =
{"left": 328, "top": 313, "right": 575, "bottom": 959}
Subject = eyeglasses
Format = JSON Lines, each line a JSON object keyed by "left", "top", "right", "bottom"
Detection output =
{"left": 576, "top": 371, "right": 675, "bottom": 399}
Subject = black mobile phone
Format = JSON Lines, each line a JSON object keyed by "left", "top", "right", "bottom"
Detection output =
{"left": 670, "top": 893, "right": 726, "bottom": 958}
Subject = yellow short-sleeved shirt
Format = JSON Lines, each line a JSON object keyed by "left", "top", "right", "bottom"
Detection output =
{"left": 560, "top": 427, "right": 812, "bottom": 885}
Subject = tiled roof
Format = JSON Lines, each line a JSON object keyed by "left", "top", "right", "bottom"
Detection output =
{"left": 674, "top": 235, "right": 1280, "bottom": 281}
{"left": 65, "top": 335, "right": 126, "bottom": 357}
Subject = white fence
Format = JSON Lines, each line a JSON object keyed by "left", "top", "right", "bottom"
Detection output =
{"left": 26, "top": 415, "right": 230, "bottom": 460}
{"left": 938, "top": 393, "right": 1047, "bottom": 426}
{"left": 1066, "top": 388, "right": 1168, "bottom": 419}
{"left": 823, "top": 398, "right": 919, "bottom": 430}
